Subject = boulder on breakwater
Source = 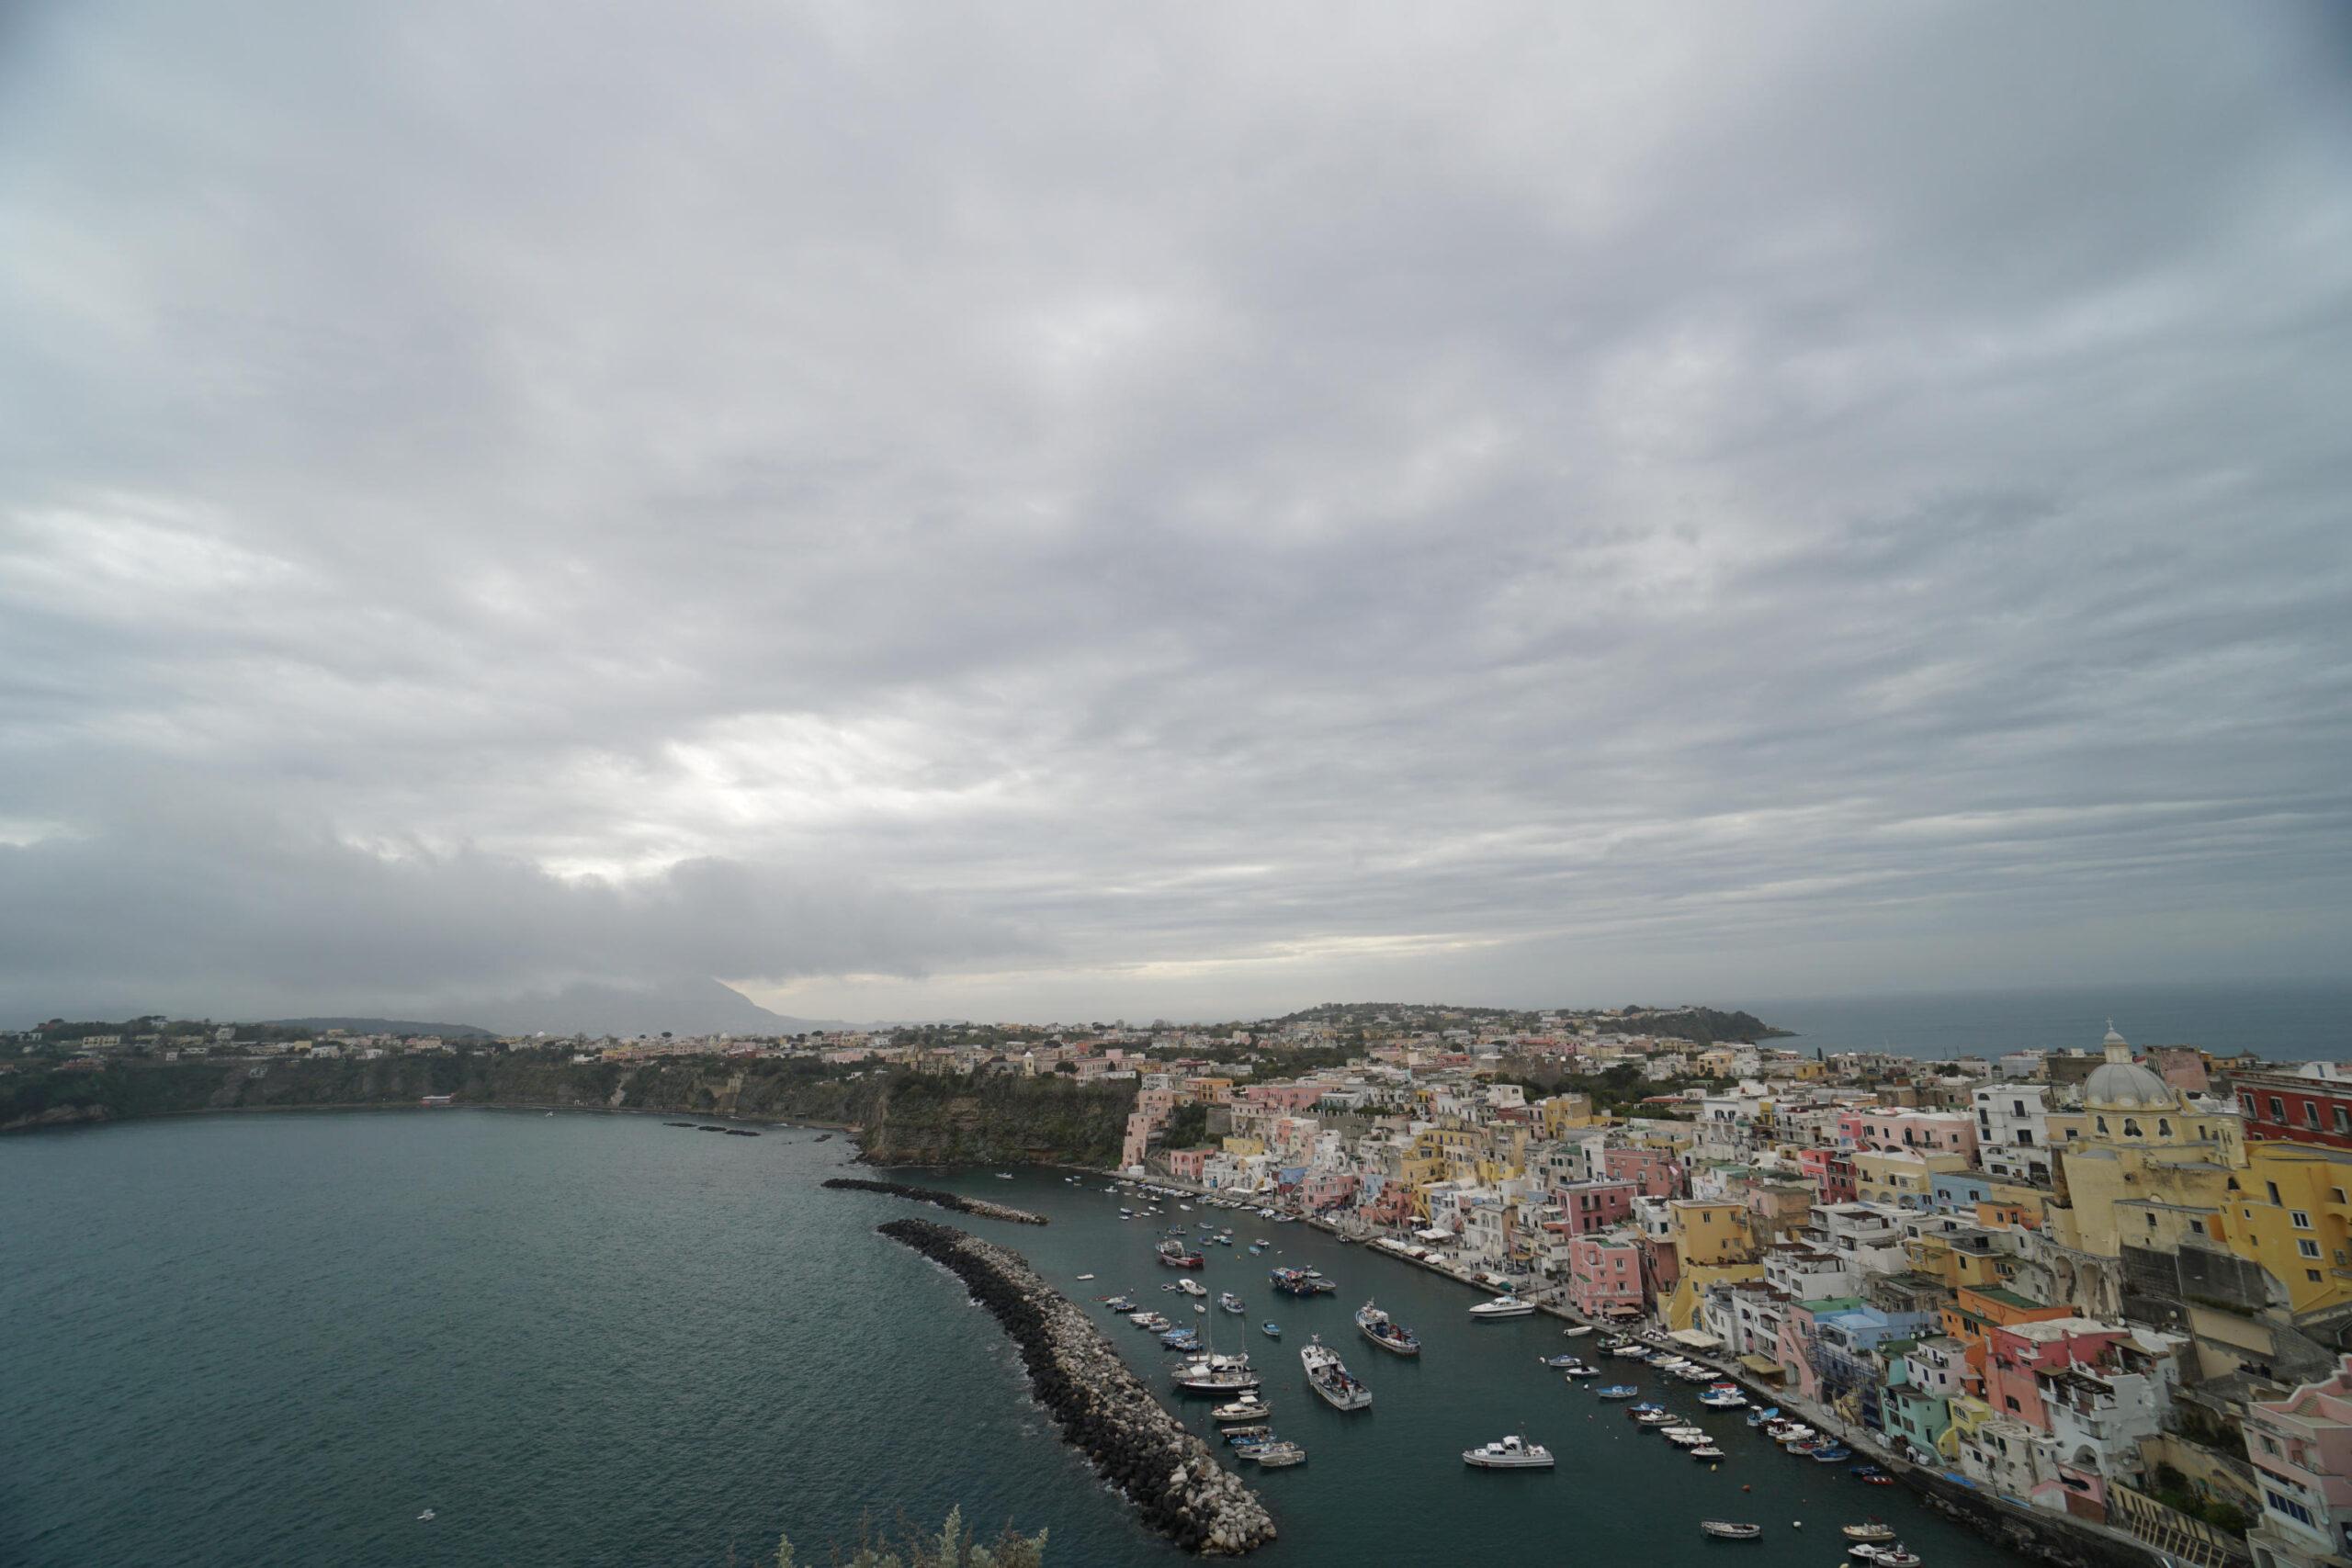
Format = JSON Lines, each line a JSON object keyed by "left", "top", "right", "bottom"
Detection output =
{"left": 877, "top": 1218, "right": 1277, "bottom": 1557}
{"left": 822, "top": 1177, "right": 1048, "bottom": 1225}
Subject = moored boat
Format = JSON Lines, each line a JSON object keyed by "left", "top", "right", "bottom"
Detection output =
{"left": 1701, "top": 1521, "right": 1762, "bottom": 1540}
{"left": 1463, "top": 1434, "right": 1554, "bottom": 1469}
{"left": 1211, "top": 1397, "right": 1272, "bottom": 1422}
{"left": 1597, "top": 1383, "right": 1642, "bottom": 1399}
{"left": 1261, "top": 1321, "right": 1283, "bottom": 1339}
{"left": 1270, "top": 1267, "right": 1336, "bottom": 1296}
{"left": 1250, "top": 1440, "right": 1306, "bottom": 1467}
{"left": 1467, "top": 1294, "right": 1535, "bottom": 1319}
{"left": 1842, "top": 1522, "right": 1897, "bottom": 1543}
{"left": 1157, "top": 1238, "right": 1204, "bottom": 1269}
{"left": 1300, "top": 1336, "right": 1373, "bottom": 1411}
{"left": 1218, "top": 1292, "right": 1245, "bottom": 1314}
{"left": 1354, "top": 1300, "right": 1421, "bottom": 1356}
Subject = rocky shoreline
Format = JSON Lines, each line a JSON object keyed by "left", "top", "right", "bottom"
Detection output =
{"left": 821, "top": 1177, "right": 1048, "bottom": 1224}
{"left": 877, "top": 1218, "right": 1276, "bottom": 1557}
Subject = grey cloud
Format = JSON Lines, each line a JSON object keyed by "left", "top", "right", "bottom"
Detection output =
{"left": 1, "top": 0, "right": 2347, "bottom": 1022}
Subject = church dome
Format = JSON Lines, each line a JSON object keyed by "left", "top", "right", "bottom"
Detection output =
{"left": 2086, "top": 1022, "right": 2171, "bottom": 1110}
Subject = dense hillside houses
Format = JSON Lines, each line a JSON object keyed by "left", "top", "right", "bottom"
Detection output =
{"left": 1116, "top": 1016, "right": 2352, "bottom": 1568}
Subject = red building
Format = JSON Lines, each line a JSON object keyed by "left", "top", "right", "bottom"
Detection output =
{"left": 2233, "top": 1067, "right": 2352, "bottom": 1150}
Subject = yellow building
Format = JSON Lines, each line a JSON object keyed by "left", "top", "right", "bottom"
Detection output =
{"left": 1854, "top": 1147, "right": 1968, "bottom": 1208}
{"left": 2225, "top": 1142, "right": 2352, "bottom": 1314}
{"left": 1536, "top": 1093, "right": 1598, "bottom": 1137}
{"left": 1668, "top": 1199, "right": 1755, "bottom": 1266}
{"left": 1906, "top": 1229, "right": 2015, "bottom": 1293}
{"left": 2040, "top": 1027, "right": 2245, "bottom": 1312}
{"left": 1661, "top": 1260, "right": 1763, "bottom": 1331}
{"left": 1696, "top": 1048, "right": 1741, "bottom": 1078}
{"left": 1220, "top": 1134, "right": 1266, "bottom": 1158}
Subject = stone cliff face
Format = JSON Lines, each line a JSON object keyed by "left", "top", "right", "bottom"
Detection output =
{"left": 0, "top": 1056, "right": 1136, "bottom": 1168}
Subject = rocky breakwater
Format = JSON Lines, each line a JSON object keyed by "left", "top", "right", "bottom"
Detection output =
{"left": 821, "top": 1177, "right": 1047, "bottom": 1225}
{"left": 877, "top": 1218, "right": 1277, "bottom": 1556}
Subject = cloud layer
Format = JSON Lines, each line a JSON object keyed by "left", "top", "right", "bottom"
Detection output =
{"left": 3, "top": 1, "right": 2348, "bottom": 1023}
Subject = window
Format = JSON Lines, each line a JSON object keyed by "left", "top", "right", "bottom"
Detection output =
{"left": 2269, "top": 1182, "right": 2284, "bottom": 1204}
{"left": 2006, "top": 1396, "right": 2021, "bottom": 1411}
{"left": 2299, "top": 1239, "right": 2322, "bottom": 1259}
{"left": 2097, "top": 1117, "right": 2109, "bottom": 1135}
{"left": 2124, "top": 1119, "right": 2143, "bottom": 1138}
{"left": 2335, "top": 1188, "right": 2348, "bottom": 1205}
{"left": 2312, "top": 1103, "right": 2326, "bottom": 1130}
{"left": 2337, "top": 1109, "right": 2350, "bottom": 1134}
{"left": 2311, "top": 1269, "right": 2324, "bottom": 1283}
{"left": 2188, "top": 1219, "right": 2204, "bottom": 1236}
{"left": 2158, "top": 1120, "right": 2171, "bottom": 1137}
{"left": 2294, "top": 1211, "right": 2312, "bottom": 1230}
{"left": 2018, "top": 1130, "right": 2034, "bottom": 1145}
{"left": 2272, "top": 1098, "right": 2288, "bottom": 1122}
{"left": 2014, "top": 1100, "right": 2026, "bottom": 1116}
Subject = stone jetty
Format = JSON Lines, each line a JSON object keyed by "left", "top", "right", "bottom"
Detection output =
{"left": 821, "top": 1177, "right": 1047, "bottom": 1225}
{"left": 878, "top": 1218, "right": 1277, "bottom": 1557}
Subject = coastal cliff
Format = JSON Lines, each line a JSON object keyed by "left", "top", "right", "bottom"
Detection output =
{"left": 0, "top": 1055, "right": 1136, "bottom": 1165}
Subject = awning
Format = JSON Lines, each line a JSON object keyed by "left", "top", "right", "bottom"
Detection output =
{"left": 1669, "top": 1329, "right": 1724, "bottom": 1350}
{"left": 1738, "top": 1354, "right": 1784, "bottom": 1379}
{"left": 1414, "top": 1227, "right": 1452, "bottom": 1241}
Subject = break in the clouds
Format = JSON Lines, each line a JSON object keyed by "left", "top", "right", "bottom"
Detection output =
{"left": 3, "top": 1, "right": 2348, "bottom": 1026}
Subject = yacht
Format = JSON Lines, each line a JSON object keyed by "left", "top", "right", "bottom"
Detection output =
{"left": 1210, "top": 1397, "right": 1272, "bottom": 1422}
{"left": 1468, "top": 1294, "right": 1535, "bottom": 1320}
{"left": 1354, "top": 1300, "right": 1421, "bottom": 1357}
{"left": 1463, "top": 1434, "right": 1554, "bottom": 1469}
{"left": 1171, "top": 1356, "right": 1263, "bottom": 1395}
{"left": 1300, "top": 1336, "right": 1373, "bottom": 1411}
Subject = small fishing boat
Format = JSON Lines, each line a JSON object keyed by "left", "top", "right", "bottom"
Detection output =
{"left": 1597, "top": 1384, "right": 1642, "bottom": 1399}
{"left": 1700, "top": 1521, "right": 1761, "bottom": 1540}
{"left": 1251, "top": 1440, "right": 1306, "bottom": 1467}
{"left": 1211, "top": 1398, "right": 1272, "bottom": 1422}
{"left": 1560, "top": 1361, "right": 1600, "bottom": 1379}
{"left": 1301, "top": 1336, "right": 1373, "bottom": 1411}
{"left": 1218, "top": 1292, "right": 1245, "bottom": 1314}
{"left": 1697, "top": 1389, "right": 1748, "bottom": 1409}
{"left": 1468, "top": 1294, "right": 1535, "bottom": 1320}
{"left": 1690, "top": 1445, "right": 1726, "bottom": 1461}
{"left": 1746, "top": 1406, "right": 1781, "bottom": 1427}
{"left": 995, "top": 1173, "right": 1013, "bottom": 1180}
{"left": 1812, "top": 1445, "right": 1853, "bottom": 1463}
{"left": 1175, "top": 1278, "right": 1207, "bottom": 1297}
{"left": 1664, "top": 1427, "right": 1710, "bottom": 1446}
{"left": 1076, "top": 1273, "right": 1096, "bottom": 1281}
{"left": 1102, "top": 1295, "right": 1136, "bottom": 1313}
{"left": 1269, "top": 1267, "right": 1336, "bottom": 1296}
{"left": 1849, "top": 1545, "right": 1920, "bottom": 1566}
{"left": 1842, "top": 1522, "right": 1897, "bottom": 1543}
{"left": 416, "top": 1510, "right": 436, "bottom": 1522}
{"left": 1158, "top": 1239, "right": 1205, "bottom": 1269}
{"left": 1262, "top": 1321, "right": 1283, "bottom": 1339}
{"left": 1355, "top": 1300, "right": 1421, "bottom": 1357}
{"left": 1561, "top": 1324, "right": 1595, "bottom": 1337}
{"left": 1222, "top": 1424, "right": 1272, "bottom": 1447}
{"left": 1539, "top": 1353, "right": 1583, "bottom": 1369}
{"left": 1463, "top": 1434, "right": 1555, "bottom": 1469}
{"left": 1633, "top": 1408, "right": 1679, "bottom": 1427}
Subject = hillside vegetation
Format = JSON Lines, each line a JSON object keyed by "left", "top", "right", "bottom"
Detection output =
{"left": 0, "top": 1055, "right": 1136, "bottom": 1166}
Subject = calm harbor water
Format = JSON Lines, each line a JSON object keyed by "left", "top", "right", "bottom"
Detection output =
{"left": 4, "top": 1111, "right": 2019, "bottom": 1567}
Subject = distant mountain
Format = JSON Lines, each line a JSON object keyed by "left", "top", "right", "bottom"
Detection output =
{"left": 452, "top": 976, "right": 852, "bottom": 1038}
{"left": 268, "top": 1016, "right": 494, "bottom": 1039}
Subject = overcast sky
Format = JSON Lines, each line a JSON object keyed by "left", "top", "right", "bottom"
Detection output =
{"left": 3, "top": 2, "right": 2348, "bottom": 1027}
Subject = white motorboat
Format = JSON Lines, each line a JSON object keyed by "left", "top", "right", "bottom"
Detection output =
{"left": 1849, "top": 1545, "right": 1921, "bottom": 1566}
{"left": 1076, "top": 1273, "right": 1095, "bottom": 1281}
{"left": 416, "top": 1510, "right": 436, "bottom": 1522}
{"left": 1463, "top": 1434, "right": 1555, "bottom": 1469}
{"left": 1842, "top": 1523, "right": 1897, "bottom": 1543}
{"left": 1561, "top": 1324, "right": 1594, "bottom": 1337}
{"left": 1468, "top": 1294, "right": 1535, "bottom": 1320}
{"left": 1175, "top": 1278, "right": 1207, "bottom": 1297}
{"left": 1211, "top": 1397, "right": 1272, "bottom": 1422}
{"left": 1690, "top": 1445, "right": 1727, "bottom": 1460}
{"left": 1700, "top": 1521, "right": 1761, "bottom": 1540}
{"left": 1251, "top": 1440, "right": 1306, "bottom": 1467}
{"left": 1301, "top": 1336, "right": 1373, "bottom": 1411}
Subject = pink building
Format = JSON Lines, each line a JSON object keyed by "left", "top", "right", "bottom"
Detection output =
{"left": 1601, "top": 1145, "right": 1682, "bottom": 1198}
{"left": 1167, "top": 1147, "right": 1209, "bottom": 1182}
{"left": 1551, "top": 1179, "right": 1636, "bottom": 1235}
{"left": 1838, "top": 1109, "right": 1979, "bottom": 1163}
{"left": 2248, "top": 1355, "right": 2352, "bottom": 1568}
{"left": 1567, "top": 1232, "right": 1646, "bottom": 1319}
{"left": 1796, "top": 1146, "right": 1858, "bottom": 1204}
{"left": 1303, "top": 1170, "right": 1358, "bottom": 1212}
{"left": 1239, "top": 1082, "right": 1328, "bottom": 1112}
{"left": 1983, "top": 1319, "right": 2125, "bottom": 1433}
